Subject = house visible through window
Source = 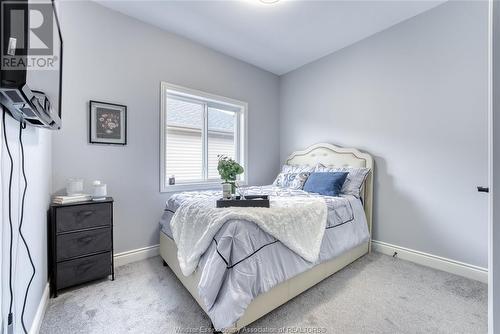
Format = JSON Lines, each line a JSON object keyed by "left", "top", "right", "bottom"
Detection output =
{"left": 160, "top": 82, "right": 247, "bottom": 191}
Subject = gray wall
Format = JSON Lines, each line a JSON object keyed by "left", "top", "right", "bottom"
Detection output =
{"left": 53, "top": 1, "right": 488, "bottom": 268}
{"left": 1, "top": 115, "right": 52, "bottom": 332}
{"left": 279, "top": 1, "right": 489, "bottom": 268}
{"left": 53, "top": 1, "right": 280, "bottom": 253}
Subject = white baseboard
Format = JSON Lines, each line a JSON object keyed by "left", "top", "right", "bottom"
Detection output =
{"left": 113, "top": 244, "right": 160, "bottom": 267}
{"left": 29, "top": 282, "right": 49, "bottom": 334}
{"left": 372, "top": 240, "right": 488, "bottom": 283}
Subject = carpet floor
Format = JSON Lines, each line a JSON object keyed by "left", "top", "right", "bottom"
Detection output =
{"left": 40, "top": 253, "right": 487, "bottom": 334}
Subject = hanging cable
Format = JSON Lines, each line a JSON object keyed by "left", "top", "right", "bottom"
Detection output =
{"left": 18, "top": 119, "right": 34, "bottom": 334}
{"left": 2, "top": 109, "right": 15, "bottom": 331}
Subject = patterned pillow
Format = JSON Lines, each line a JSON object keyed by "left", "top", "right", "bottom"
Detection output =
{"left": 314, "top": 164, "right": 370, "bottom": 197}
{"left": 281, "top": 164, "right": 316, "bottom": 174}
{"left": 273, "top": 172, "right": 310, "bottom": 189}
{"left": 272, "top": 173, "right": 284, "bottom": 186}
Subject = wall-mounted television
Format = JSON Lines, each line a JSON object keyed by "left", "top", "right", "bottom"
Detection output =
{"left": 0, "top": 0, "right": 63, "bottom": 129}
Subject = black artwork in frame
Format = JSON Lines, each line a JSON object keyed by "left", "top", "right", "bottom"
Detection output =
{"left": 89, "top": 100, "right": 127, "bottom": 145}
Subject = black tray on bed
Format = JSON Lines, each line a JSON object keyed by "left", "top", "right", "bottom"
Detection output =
{"left": 216, "top": 195, "right": 270, "bottom": 208}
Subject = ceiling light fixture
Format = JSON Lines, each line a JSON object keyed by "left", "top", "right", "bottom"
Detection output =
{"left": 259, "top": 0, "right": 280, "bottom": 4}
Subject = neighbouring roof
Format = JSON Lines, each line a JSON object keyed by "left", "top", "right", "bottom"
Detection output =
{"left": 167, "top": 98, "right": 234, "bottom": 132}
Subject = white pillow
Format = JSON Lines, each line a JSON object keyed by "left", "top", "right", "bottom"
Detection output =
{"left": 314, "top": 164, "right": 370, "bottom": 197}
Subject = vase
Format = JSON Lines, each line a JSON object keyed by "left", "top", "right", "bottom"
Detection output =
{"left": 222, "top": 181, "right": 236, "bottom": 199}
{"left": 222, "top": 183, "right": 232, "bottom": 199}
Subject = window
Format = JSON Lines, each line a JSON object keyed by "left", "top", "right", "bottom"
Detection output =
{"left": 160, "top": 82, "right": 247, "bottom": 192}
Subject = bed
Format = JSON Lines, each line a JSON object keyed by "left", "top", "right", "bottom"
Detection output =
{"left": 159, "top": 143, "right": 374, "bottom": 332}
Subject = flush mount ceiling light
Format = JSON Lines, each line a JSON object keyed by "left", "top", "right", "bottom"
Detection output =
{"left": 259, "top": 0, "right": 280, "bottom": 4}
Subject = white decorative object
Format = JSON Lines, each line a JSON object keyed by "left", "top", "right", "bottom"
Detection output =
{"left": 92, "top": 180, "right": 107, "bottom": 200}
{"left": 236, "top": 183, "right": 246, "bottom": 200}
{"left": 66, "top": 178, "right": 84, "bottom": 196}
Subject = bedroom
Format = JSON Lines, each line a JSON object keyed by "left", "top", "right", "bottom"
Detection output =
{"left": 1, "top": 0, "right": 499, "bottom": 333}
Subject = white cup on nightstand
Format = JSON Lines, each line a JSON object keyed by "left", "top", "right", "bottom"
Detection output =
{"left": 92, "top": 180, "right": 107, "bottom": 201}
{"left": 66, "top": 178, "right": 84, "bottom": 196}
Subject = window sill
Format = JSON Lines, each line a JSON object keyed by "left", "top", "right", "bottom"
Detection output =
{"left": 160, "top": 181, "right": 247, "bottom": 193}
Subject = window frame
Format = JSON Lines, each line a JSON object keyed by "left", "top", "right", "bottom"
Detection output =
{"left": 160, "top": 82, "right": 248, "bottom": 193}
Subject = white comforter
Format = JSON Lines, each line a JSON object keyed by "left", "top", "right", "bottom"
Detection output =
{"left": 170, "top": 196, "right": 328, "bottom": 276}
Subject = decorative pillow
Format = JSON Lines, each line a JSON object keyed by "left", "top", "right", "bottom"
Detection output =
{"left": 314, "top": 165, "right": 370, "bottom": 197}
{"left": 281, "top": 164, "right": 316, "bottom": 174}
{"left": 272, "top": 173, "right": 285, "bottom": 187}
{"left": 288, "top": 172, "right": 310, "bottom": 189}
{"left": 303, "top": 172, "right": 348, "bottom": 197}
{"left": 273, "top": 172, "right": 310, "bottom": 189}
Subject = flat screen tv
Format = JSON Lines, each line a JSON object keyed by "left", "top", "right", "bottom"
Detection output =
{"left": 0, "top": 0, "right": 62, "bottom": 129}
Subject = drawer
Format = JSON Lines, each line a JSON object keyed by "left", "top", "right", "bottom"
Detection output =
{"left": 56, "top": 252, "right": 111, "bottom": 289}
{"left": 56, "top": 228, "right": 111, "bottom": 261}
{"left": 56, "top": 203, "right": 111, "bottom": 233}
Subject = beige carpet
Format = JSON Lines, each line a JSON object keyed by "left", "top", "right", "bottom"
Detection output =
{"left": 40, "top": 253, "right": 487, "bottom": 334}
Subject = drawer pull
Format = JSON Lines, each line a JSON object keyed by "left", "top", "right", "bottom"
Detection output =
{"left": 78, "top": 236, "right": 94, "bottom": 244}
{"left": 77, "top": 210, "right": 94, "bottom": 217}
{"left": 76, "top": 261, "right": 94, "bottom": 274}
{"left": 74, "top": 210, "right": 94, "bottom": 223}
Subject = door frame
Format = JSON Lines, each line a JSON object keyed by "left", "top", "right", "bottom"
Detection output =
{"left": 489, "top": 0, "right": 499, "bottom": 332}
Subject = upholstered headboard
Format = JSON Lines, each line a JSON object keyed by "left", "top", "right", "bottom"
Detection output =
{"left": 285, "top": 143, "right": 374, "bottom": 243}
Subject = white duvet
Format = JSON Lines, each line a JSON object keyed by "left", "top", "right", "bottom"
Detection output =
{"left": 170, "top": 196, "right": 328, "bottom": 276}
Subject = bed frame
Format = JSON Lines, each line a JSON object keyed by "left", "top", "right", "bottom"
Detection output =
{"left": 160, "top": 143, "right": 374, "bottom": 332}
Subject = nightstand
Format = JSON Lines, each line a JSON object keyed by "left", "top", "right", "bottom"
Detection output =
{"left": 49, "top": 197, "right": 114, "bottom": 297}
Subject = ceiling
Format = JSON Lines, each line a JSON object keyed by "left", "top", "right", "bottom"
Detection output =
{"left": 96, "top": 0, "right": 444, "bottom": 75}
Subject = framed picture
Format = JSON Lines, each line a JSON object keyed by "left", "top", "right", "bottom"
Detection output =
{"left": 89, "top": 100, "right": 127, "bottom": 145}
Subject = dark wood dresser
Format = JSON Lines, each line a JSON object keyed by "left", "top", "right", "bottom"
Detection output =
{"left": 49, "top": 197, "right": 114, "bottom": 297}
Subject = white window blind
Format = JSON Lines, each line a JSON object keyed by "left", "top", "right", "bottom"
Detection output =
{"left": 165, "top": 97, "right": 204, "bottom": 182}
{"left": 207, "top": 107, "right": 236, "bottom": 179}
{"left": 160, "top": 82, "right": 247, "bottom": 192}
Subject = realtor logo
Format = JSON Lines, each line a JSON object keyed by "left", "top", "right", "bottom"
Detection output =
{"left": 1, "top": 1, "right": 58, "bottom": 70}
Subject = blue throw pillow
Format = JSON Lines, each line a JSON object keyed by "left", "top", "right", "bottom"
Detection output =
{"left": 303, "top": 172, "right": 349, "bottom": 197}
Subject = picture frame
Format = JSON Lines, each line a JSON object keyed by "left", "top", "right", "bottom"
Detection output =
{"left": 89, "top": 100, "right": 127, "bottom": 145}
